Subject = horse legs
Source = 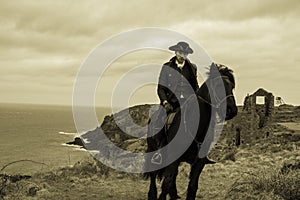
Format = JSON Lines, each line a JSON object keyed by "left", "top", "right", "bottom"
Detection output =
{"left": 186, "top": 159, "right": 206, "bottom": 200}
{"left": 148, "top": 172, "right": 158, "bottom": 200}
{"left": 158, "top": 162, "right": 181, "bottom": 200}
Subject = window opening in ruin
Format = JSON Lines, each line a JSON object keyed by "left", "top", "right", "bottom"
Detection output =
{"left": 256, "top": 96, "right": 265, "bottom": 105}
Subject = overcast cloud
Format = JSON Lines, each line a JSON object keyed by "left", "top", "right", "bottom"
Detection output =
{"left": 0, "top": 0, "right": 299, "bottom": 106}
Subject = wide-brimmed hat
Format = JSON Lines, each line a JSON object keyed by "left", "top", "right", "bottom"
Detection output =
{"left": 169, "top": 41, "right": 193, "bottom": 54}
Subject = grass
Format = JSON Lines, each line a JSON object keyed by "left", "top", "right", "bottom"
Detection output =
{"left": 226, "top": 167, "right": 300, "bottom": 200}
{"left": 0, "top": 156, "right": 148, "bottom": 200}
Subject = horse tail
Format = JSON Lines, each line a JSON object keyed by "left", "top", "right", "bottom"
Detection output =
{"left": 157, "top": 168, "right": 165, "bottom": 181}
{"left": 143, "top": 168, "right": 165, "bottom": 181}
{"left": 143, "top": 109, "right": 167, "bottom": 181}
{"left": 143, "top": 136, "right": 165, "bottom": 181}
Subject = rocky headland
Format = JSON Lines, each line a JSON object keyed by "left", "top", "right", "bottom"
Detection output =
{"left": 1, "top": 103, "right": 300, "bottom": 199}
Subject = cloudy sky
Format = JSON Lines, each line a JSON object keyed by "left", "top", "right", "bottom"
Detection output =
{"left": 1, "top": 0, "right": 299, "bottom": 107}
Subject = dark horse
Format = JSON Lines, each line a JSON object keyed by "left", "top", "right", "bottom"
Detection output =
{"left": 144, "top": 63, "right": 237, "bottom": 200}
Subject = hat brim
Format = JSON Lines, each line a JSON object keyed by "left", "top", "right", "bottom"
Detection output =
{"left": 169, "top": 45, "right": 193, "bottom": 54}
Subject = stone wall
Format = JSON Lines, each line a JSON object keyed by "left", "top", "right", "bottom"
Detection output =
{"left": 243, "top": 88, "right": 274, "bottom": 128}
{"left": 220, "top": 88, "right": 275, "bottom": 145}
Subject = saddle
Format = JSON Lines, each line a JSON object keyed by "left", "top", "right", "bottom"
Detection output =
{"left": 150, "top": 109, "right": 217, "bottom": 165}
{"left": 165, "top": 111, "right": 177, "bottom": 130}
{"left": 150, "top": 111, "right": 177, "bottom": 165}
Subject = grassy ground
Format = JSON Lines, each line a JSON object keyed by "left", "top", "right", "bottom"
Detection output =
{"left": 1, "top": 123, "right": 299, "bottom": 200}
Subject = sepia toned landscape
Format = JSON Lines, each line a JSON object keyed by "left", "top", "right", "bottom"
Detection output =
{"left": 1, "top": 90, "right": 299, "bottom": 199}
{"left": 1, "top": 1, "right": 299, "bottom": 199}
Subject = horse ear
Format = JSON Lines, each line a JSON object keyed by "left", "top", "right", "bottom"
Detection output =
{"left": 209, "top": 62, "right": 219, "bottom": 75}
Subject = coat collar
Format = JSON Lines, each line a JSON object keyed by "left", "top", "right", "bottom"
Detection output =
{"left": 169, "top": 56, "right": 192, "bottom": 68}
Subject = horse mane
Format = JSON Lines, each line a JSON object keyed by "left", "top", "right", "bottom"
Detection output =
{"left": 207, "top": 63, "right": 235, "bottom": 88}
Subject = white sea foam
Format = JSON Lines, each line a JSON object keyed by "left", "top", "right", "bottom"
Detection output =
{"left": 58, "top": 131, "right": 77, "bottom": 136}
{"left": 82, "top": 138, "right": 90, "bottom": 144}
{"left": 89, "top": 150, "right": 100, "bottom": 155}
{"left": 61, "top": 143, "right": 87, "bottom": 151}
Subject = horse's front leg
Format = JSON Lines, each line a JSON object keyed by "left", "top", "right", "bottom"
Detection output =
{"left": 186, "top": 159, "right": 206, "bottom": 200}
{"left": 158, "top": 162, "right": 181, "bottom": 200}
{"left": 148, "top": 172, "right": 158, "bottom": 200}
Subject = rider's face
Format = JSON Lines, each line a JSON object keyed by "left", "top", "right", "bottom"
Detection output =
{"left": 175, "top": 51, "right": 188, "bottom": 63}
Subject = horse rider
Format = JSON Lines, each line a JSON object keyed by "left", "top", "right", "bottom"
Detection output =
{"left": 152, "top": 41, "right": 215, "bottom": 164}
{"left": 158, "top": 41, "right": 198, "bottom": 113}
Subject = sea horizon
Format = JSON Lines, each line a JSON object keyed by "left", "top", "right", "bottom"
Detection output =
{"left": 0, "top": 102, "right": 113, "bottom": 175}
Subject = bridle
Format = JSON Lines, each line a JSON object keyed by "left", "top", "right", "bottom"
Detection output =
{"left": 197, "top": 75, "right": 234, "bottom": 109}
{"left": 183, "top": 75, "right": 235, "bottom": 158}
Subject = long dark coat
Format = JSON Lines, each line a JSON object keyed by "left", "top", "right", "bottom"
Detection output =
{"left": 157, "top": 56, "right": 199, "bottom": 107}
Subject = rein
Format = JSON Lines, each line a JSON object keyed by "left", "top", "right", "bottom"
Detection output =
{"left": 182, "top": 95, "right": 203, "bottom": 152}
{"left": 197, "top": 75, "right": 234, "bottom": 108}
{"left": 183, "top": 74, "right": 234, "bottom": 157}
{"left": 197, "top": 94, "right": 234, "bottom": 109}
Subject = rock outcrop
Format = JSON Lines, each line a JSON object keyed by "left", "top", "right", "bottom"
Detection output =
{"left": 66, "top": 137, "right": 84, "bottom": 147}
{"left": 67, "top": 104, "right": 159, "bottom": 150}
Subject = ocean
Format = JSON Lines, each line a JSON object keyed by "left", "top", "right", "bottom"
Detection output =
{"left": 0, "top": 103, "right": 112, "bottom": 175}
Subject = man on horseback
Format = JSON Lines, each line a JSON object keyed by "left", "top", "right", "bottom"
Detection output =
{"left": 149, "top": 41, "right": 215, "bottom": 164}
{"left": 146, "top": 46, "right": 236, "bottom": 199}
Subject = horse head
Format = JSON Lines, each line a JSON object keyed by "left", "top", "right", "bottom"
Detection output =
{"left": 197, "top": 63, "right": 237, "bottom": 120}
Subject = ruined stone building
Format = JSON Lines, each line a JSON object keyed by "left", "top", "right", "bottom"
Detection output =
{"left": 243, "top": 88, "right": 274, "bottom": 128}
{"left": 222, "top": 88, "right": 275, "bottom": 146}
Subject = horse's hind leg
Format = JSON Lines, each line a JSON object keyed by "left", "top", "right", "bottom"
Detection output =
{"left": 186, "top": 159, "right": 205, "bottom": 200}
{"left": 148, "top": 172, "right": 158, "bottom": 200}
{"left": 158, "top": 162, "right": 180, "bottom": 200}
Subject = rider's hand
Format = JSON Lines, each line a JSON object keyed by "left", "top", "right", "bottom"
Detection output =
{"left": 163, "top": 101, "right": 173, "bottom": 113}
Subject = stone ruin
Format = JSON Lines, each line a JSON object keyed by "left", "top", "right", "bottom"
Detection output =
{"left": 222, "top": 88, "right": 275, "bottom": 146}
{"left": 243, "top": 88, "right": 274, "bottom": 128}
